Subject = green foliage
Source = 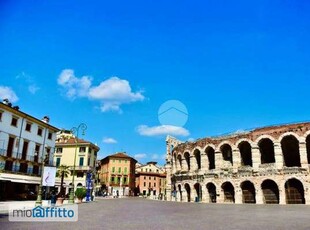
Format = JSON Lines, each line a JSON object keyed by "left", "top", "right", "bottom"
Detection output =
{"left": 75, "top": 187, "right": 87, "bottom": 199}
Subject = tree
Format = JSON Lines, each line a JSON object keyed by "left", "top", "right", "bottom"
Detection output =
{"left": 56, "top": 165, "right": 70, "bottom": 197}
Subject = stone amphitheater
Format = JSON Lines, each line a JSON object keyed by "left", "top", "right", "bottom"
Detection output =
{"left": 165, "top": 122, "right": 310, "bottom": 204}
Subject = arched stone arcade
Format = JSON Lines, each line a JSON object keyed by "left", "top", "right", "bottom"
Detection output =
{"left": 168, "top": 122, "right": 310, "bottom": 204}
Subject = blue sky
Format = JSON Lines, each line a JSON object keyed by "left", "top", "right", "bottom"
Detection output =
{"left": 1, "top": 0, "right": 310, "bottom": 165}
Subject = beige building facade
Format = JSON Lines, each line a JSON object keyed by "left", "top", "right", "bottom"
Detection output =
{"left": 166, "top": 122, "right": 310, "bottom": 204}
{"left": 135, "top": 161, "right": 166, "bottom": 199}
{"left": 53, "top": 130, "right": 99, "bottom": 194}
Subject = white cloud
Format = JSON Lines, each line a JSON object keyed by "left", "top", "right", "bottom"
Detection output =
{"left": 88, "top": 77, "right": 144, "bottom": 112}
{"left": 187, "top": 138, "right": 195, "bottom": 142}
{"left": 151, "top": 154, "right": 159, "bottom": 160}
{"left": 57, "top": 69, "right": 144, "bottom": 112}
{"left": 28, "top": 85, "right": 40, "bottom": 94}
{"left": 0, "top": 86, "right": 19, "bottom": 103}
{"left": 134, "top": 153, "right": 147, "bottom": 159}
{"left": 137, "top": 125, "right": 190, "bottom": 137}
{"left": 57, "top": 69, "right": 92, "bottom": 99}
{"left": 16, "top": 72, "right": 40, "bottom": 95}
{"left": 103, "top": 137, "right": 117, "bottom": 144}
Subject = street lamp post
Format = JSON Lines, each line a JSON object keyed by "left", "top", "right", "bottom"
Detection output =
{"left": 68, "top": 123, "right": 87, "bottom": 204}
{"left": 35, "top": 151, "right": 47, "bottom": 206}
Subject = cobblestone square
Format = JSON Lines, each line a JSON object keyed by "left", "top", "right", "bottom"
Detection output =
{"left": 1, "top": 198, "right": 309, "bottom": 230}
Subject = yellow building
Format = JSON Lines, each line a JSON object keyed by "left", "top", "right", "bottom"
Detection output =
{"left": 53, "top": 130, "right": 99, "bottom": 195}
{"left": 99, "top": 152, "right": 137, "bottom": 197}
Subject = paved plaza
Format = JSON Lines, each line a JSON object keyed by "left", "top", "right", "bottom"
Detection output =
{"left": 0, "top": 198, "right": 309, "bottom": 230}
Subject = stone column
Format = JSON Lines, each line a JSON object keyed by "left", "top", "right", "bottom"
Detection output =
{"left": 251, "top": 146, "right": 260, "bottom": 170}
{"left": 274, "top": 142, "right": 284, "bottom": 170}
{"left": 217, "top": 187, "right": 224, "bottom": 203}
{"left": 305, "top": 183, "right": 310, "bottom": 204}
{"left": 299, "top": 140, "right": 309, "bottom": 169}
{"left": 215, "top": 150, "right": 222, "bottom": 170}
{"left": 234, "top": 185, "right": 242, "bottom": 204}
{"left": 191, "top": 156, "right": 197, "bottom": 172}
{"left": 279, "top": 187, "right": 286, "bottom": 204}
{"left": 191, "top": 184, "right": 196, "bottom": 202}
{"left": 233, "top": 149, "right": 241, "bottom": 172}
{"left": 201, "top": 153, "right": 208, "bottom": 171}
{"left": 201, "top": 185, "right": 207, "bottom": 203}
{"left": 256, "top": 186, "right": 264, "bottom": 204}
{"left": 165, "top": 162, "right": 172, "bottom": 201}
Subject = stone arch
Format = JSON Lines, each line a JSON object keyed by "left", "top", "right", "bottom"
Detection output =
{"left": 285, "top": 178, "right": 305, "bottom": 204}
{"left": 220, "top": 144, "right": 233, "bottom": 165}
{"left": 184, "top": 183, "right": 191, "bottom": 202}
{"left": 238, "top": 141, "right": 253, "bottom": 167}
{"left": 193, "top": 149, "right": 201, "bottom": 170}
{"left": 205, "top": 146, "right": 215, "bottom": 170}
{"left": 194, "top": 183, "right": 202, "bottom": 202}
{"left": 258, "top": 138, "right": 275, "bottom": 164}
{"left": 281, "top": 135, "right": 301, "bottom": 167}
{"left": 261, "top": 179, "right": 279, "bottom": 204}
{"left": 184, "top": 152, "right": 190, "bottom": 171}
{"left": 206, "top": 182, "right": 216, "bottom": 203}
{"left": 221, "top": 182, "right": 235, "bottom": 203}
{"left": 240, "top": 180, "right": 256, "bottom": 203}
{"left": 177, "top": 154, "right": 182, "bottom": 170}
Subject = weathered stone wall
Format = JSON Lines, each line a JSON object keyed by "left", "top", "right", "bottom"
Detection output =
{"left": 166, "top": 122, "right": 310, "bottom": 204}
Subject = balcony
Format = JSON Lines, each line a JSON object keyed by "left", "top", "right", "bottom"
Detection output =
{"left": 0, "top": 149, "right": 19, "bottom": 158}
{"left": 70, "top": 165, "right": 94, "bottom": 171}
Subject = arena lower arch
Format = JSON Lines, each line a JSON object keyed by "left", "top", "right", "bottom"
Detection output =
{"left": 167, "top": 122, "right": 310, "bottom": 204}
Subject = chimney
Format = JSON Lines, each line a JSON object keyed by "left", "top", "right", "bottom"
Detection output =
{"left": 42, "top": 116, "right": 50, "bottom": 123}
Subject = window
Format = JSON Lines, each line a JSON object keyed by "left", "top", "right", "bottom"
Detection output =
{"left": 144, "top": 176, "right": 146, "bottom": 180}
{"left": 11, "top": 117, "right": 18, "bottom": 127}
{"left": 56, "top": 157, "right": 61, "bottom": 167}
{"left": 88, "top": 148, "right": 92, "bottom": 153}
{"left": 154, "top": 177, "right": 156, "bottom": 180}
{"left": 119, "top": 159, "right": 121, "bottom": 163}
{"left": 79, "top": 157, "right": 84, "bottom": 166}
{"left": 56, "top": 148, "right": 63, "bottom": 153}
{"left": 79, "top": 147, "right": 86, "bottom": 152}
{"left": 118, "top": 167, "right": 121, "bottom": 173}
{"left": 149, "top": 177, "right": 151, "bottom": 180}
{"left": 37, "top": 127, "right": 43, "bottom": 136}
{"left": 111, "top": 176, "right": 115, "bottom": 182}
{"left": 124, "top": 167, "right": 127, "bottom": 173}
{"left": 144, "top": 182, "right": 146, "bottom": 186}
{"left": 87, "top": 157, "right": 90, "bottom": 166}
{"left": 154, "top": 182, "right": 156, "bottom": 187}
{"left": 113, "top": 159, "right": 115, "bottom": 162}
{"left": 112, "top": 167, "right": 115, "bottom": 173}
{"left": 149, "top": 182, "right": 151, "bottom": 187}
{"left": 25, "top": 123, "right": 32, "bottom": 132}
{"left": 123, "top": 177, "right": 127, "bottom": 183}
{"left": 125, "top": 160, "right": 127, "bottom": 163}
{"left": 48, "top": 132, "right": 52, "bottom": 140}
{"left": 77, "top": 172, "right": 84, "bottom": 178}
{"left": 156, "top": 169, "right": 159, "bottom": 172}
{"left": 0, "top": 111, "right": 2, "bottom": 121}
{"left": 149, "top": 169, "right": 152, "bottom": 172}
